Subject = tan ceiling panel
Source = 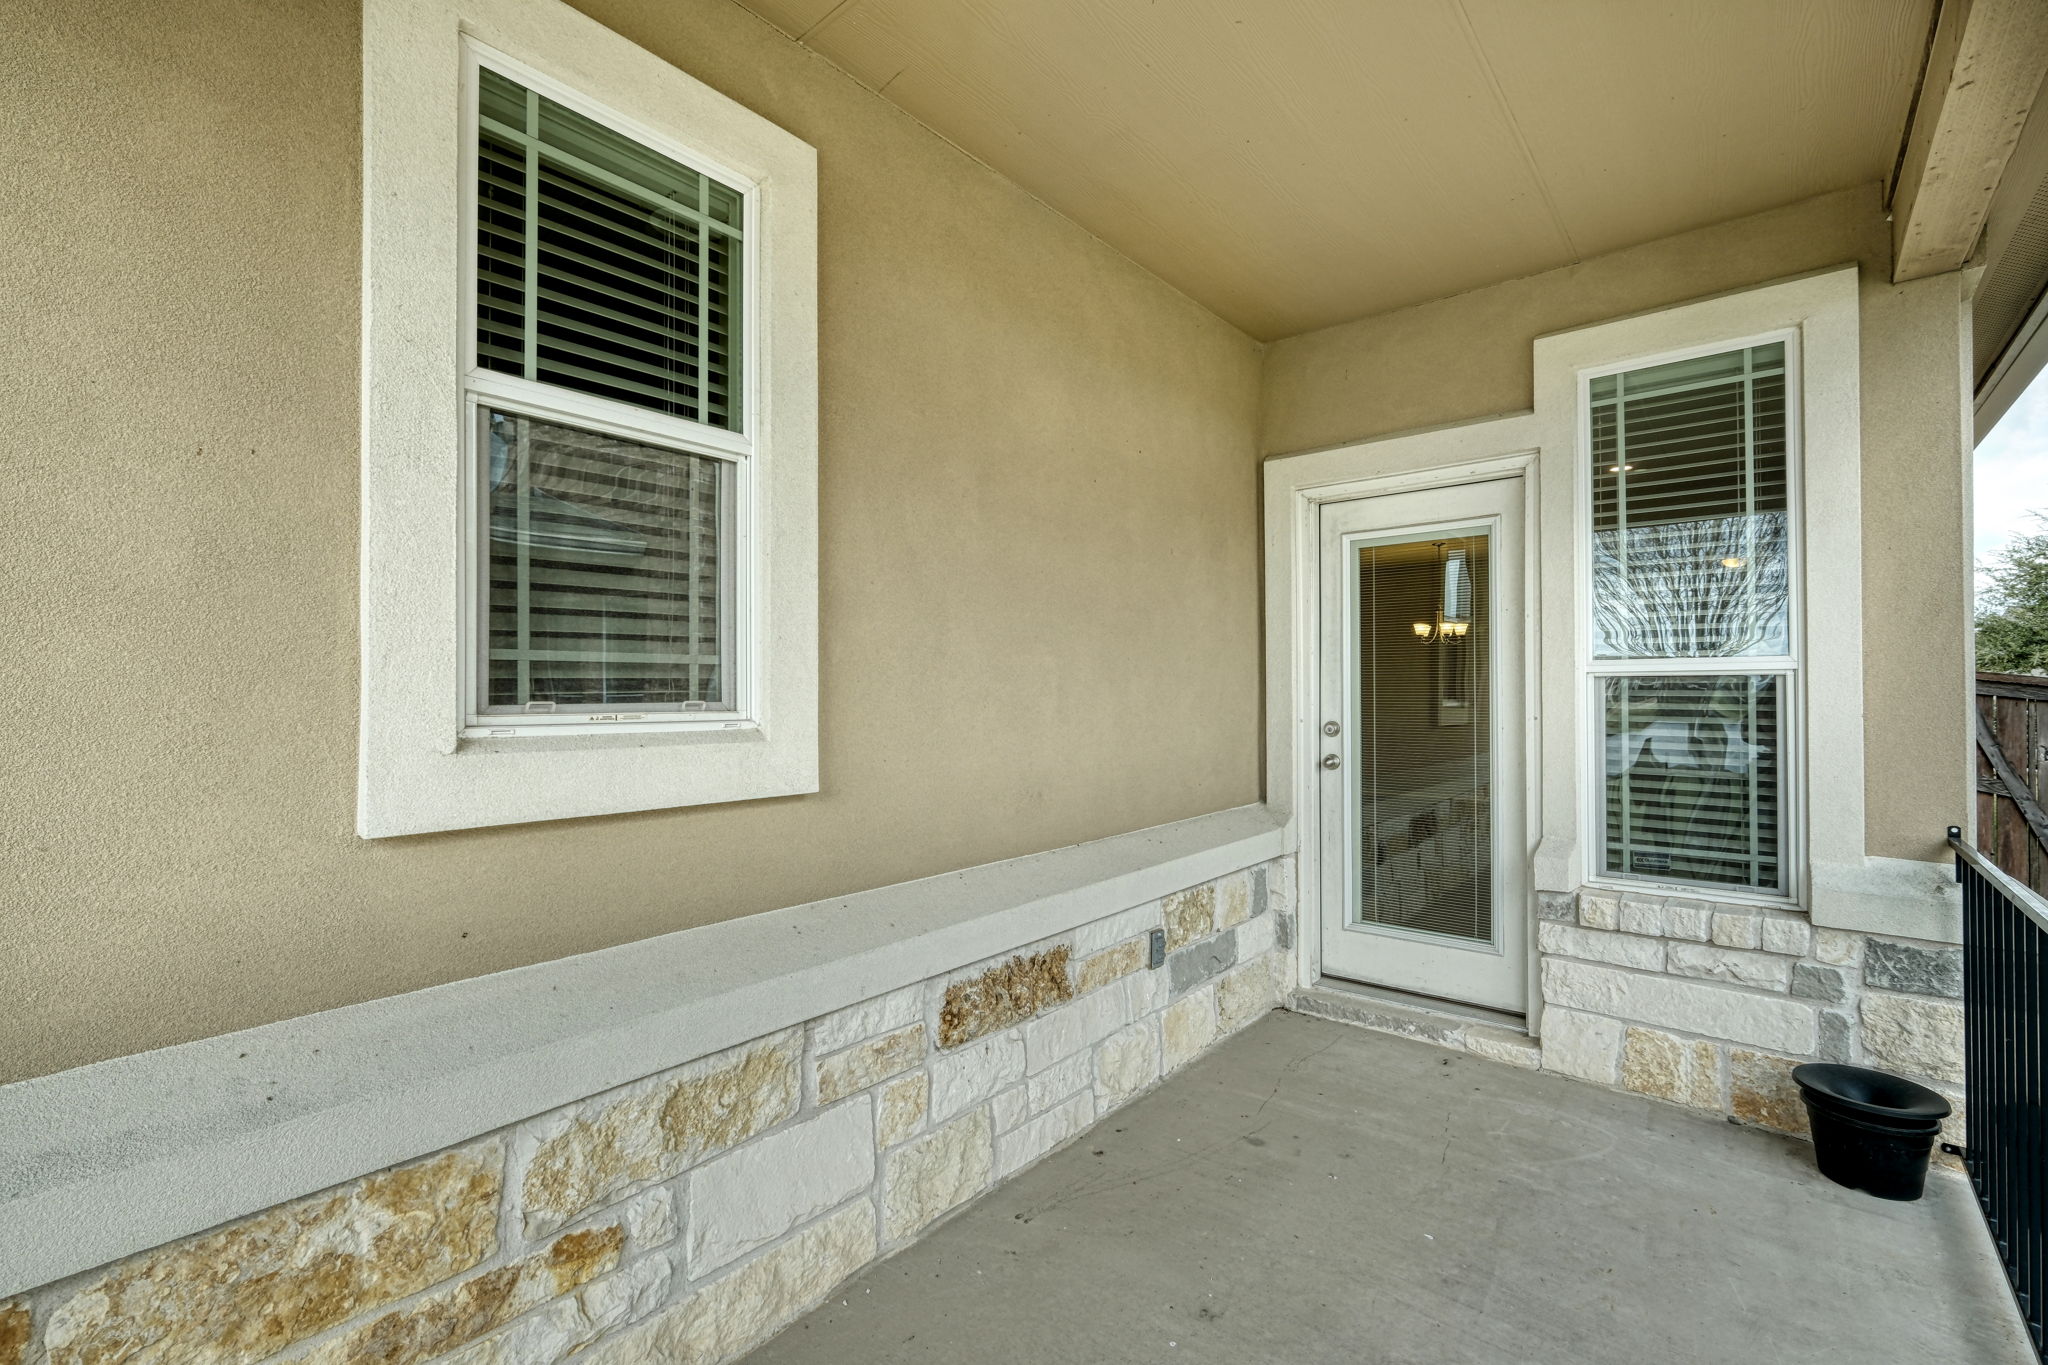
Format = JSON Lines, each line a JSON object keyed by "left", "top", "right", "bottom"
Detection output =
{"left": 735, "top": 0, "right": 1936, "bottom": 340}
{"left": 736, "top": 0, "right": 843, "bottom": 40}
{"left": 1462, "top": 0, "right": 1932, "bottom": 261}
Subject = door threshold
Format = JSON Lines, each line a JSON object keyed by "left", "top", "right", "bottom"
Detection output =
{"left": 1309, "top": 976, "right": 1526, "bottom": 1032}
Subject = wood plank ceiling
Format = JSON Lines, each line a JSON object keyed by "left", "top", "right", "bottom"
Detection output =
{"left": 736, "top": 0, "right": 1935, "bottom": 341}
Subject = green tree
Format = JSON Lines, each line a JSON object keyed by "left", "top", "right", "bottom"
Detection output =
{"left": 1978, "top": 517, "right": 2048, "bottom": 673}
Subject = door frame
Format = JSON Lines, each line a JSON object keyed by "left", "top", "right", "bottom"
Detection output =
{"left": 1261, "top": 414, "right": 1545, "bottom": 1028}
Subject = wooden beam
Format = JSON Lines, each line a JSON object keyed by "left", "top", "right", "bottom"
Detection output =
{"left": 1891, "top": 0, "right": 2048, "bottom": 284}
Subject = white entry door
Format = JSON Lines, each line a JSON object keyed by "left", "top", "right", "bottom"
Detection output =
{"left": 1317, "top": 478, "right": 1527, "bottom": 1013}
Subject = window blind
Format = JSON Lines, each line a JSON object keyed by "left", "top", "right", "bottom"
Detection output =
{"left": 1590, "top": 343, "right": 1787, "bottom": 658}
{"left": 486, "top": 410, "right": 725, "bottom": 711}
{"left": 1602, "top": 675, "right": 1780, "bottom": 890}
{"left": 477, "top": 68, "right": 743, "bottom": 431}
{"left": 1590, "top": 342, "right": 1792, "bottom": 896}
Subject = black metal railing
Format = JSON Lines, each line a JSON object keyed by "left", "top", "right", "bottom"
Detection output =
{"left": 1952, "top": 826, "right": 2047, "bottom": 1359}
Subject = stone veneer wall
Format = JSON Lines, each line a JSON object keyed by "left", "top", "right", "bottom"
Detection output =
{"left": 1302, "top": 886, "right": 1967, "bottom": 1157}
{"left": 0, "top": 858, "right": 1294, "bottom": 1365}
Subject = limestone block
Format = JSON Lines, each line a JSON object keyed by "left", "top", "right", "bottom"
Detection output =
{"left": 1, "top": 1303, "right": 27, "bottom": 1365}
{"left": 1758, "top": 917, "right": 1813, "bottom": 958}
{"left": 687, "top": 1100, "right": 875, "bottom": 1274}
{"left": 1814, "top": 929, "right": 1862, "bottom": 967}
{"left": 1578, "top": 892, "right": 1620, "bottom": 931}
{"left": 1217, "top": 870, "right": 1255, "bottom": 929}
{"left": 1216, "top": 957, "right": 1280, "bottom": 1032}
{"left": 1162, "top": 986, "right": 1218, "bottom": 1070}
{"left": 1729, "top": 1050, "right": 1810, "bottom": 1136}
{"left": 988, "top": 1084, "right": 1027, "bottom": 1135}
{"left": 1662, "top": 900, "right": 1713, "bottom": 942}
{"left": 582, "top": 1203, "right": 874, "bottom": 1365}
{"left": 884, "top": 1110, "right": 994, "bottom": 1240}
{"left": 878, "top": 1073, "right": 929, "bottom": 1148}
{"left": 1251, "top": 865, "right": 1271, "bottom": 918}
{"left": 1536, "top": 921, "right": 1664, "bottom": 970}
{"left": 289, "top": 1223, "right": 623, "bottom": 1365}
{"left": 812, "top": 984, "right": 924, "bottom": 1054}
{"left": 622, "top": 1186, "right": 678, "bottom": 1251}
{"left": 46, "top": 1143, "right": 501, "bottom": 1365}
{"left": 997, "top": 1092, "right": 1094, "bottom": 1179}
{"left": 518, "top": 1034, "right": 799, "bottom": 1236}
{"left": 1095, "top": 1022, "right": 1162, "bottom": 1109}
{"left": 815, "top": 1024, "right": 925, "bottom": 1104}
{"left": 1543, "top": 959, "right": 1816, "bottom": 1053}
{"left": 1168, "top": 928, "right": 1238, "bottom": 995}
{"left": 442, "top": 1254, "right": 670, "bottom": 1365}
{"left": 928, "top": 1031, "right": 1025, "bottom": 1124}
{"left": 1022, "top": 986, "right": 1128, "bottom": 1074}
{"left": 938, "top": 948, "right": 1073, "bottom": 1049}
{"left": 1540, "top": 1008, "right": 1626, "bottom": 1084}
{"left": 1463, "top": 1026, "right": 1541, "bottom": 1069}
{"left": 1618, "top": 896, "right": 1665, "bottom": 936}
{"left": 1818, "top": 1010, "right": 1853, "bottom": 1062}
{"left": 1163, "top": 884, "right": 1218, "bottom": 949}
{"left": 1789, "top": 963, "right": 1846, "bottom": 1003}
{"left": 1934, "top": 1089, "right": 1968, "bottom": 1171}
{"left": 1860, "top": 994, "right": 1965, "bottom": 1083}
{"left": 1235, "top": 911, "right": 1279, "bottom": 961}
{"left": 1028, "top": 1049, "right": 1093, "bottom": 1113}
{"left": 1076, "top": 939, "right": 1145, "bottom": 994}
{"left": 1073, "top": 901, "right": 1163, "bottom": 958}
{"left": 1666, "top": 941, "right": 1792, "bottom": 991}
{"left": 1536, "top": 891, "right": 1577, "bottom": 923}
{"left": 1710, "top": 911, "right": 1762, "bottom": 950}
{"left": 1122, "top": 960, "right": 1168, "bottom": 1017}
{"left": 1619, "top": 1027, "right": 1717, "bottom": 1109}
{"left": 1863, "top": 939, "right": 1964, "bottom": 999}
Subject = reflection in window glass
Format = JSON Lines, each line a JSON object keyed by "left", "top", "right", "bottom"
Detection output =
{"left": 1590, "top": 343, "right": 1788, "bottom": 658}
{"left": 484, "top": 409, "right": 727, "bottom": 713}
{"left": 1602, "top": 674, "right": 1780, "bottom": 892}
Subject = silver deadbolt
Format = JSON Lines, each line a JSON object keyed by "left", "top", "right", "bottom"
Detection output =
{"left": 1320, "top": 753, "right": 1341, "bottom": 770}
{"left": 1322, "top": 720, "right": 1341, "bottom": 736}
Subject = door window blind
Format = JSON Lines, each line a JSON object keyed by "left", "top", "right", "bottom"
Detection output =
{"left": 477, "top": 67, "right": 743, "bottom": 431}
{"left": 1589, "top": 342, "right": 1794, "bottom": 896}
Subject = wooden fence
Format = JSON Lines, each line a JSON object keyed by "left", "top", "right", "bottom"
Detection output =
{"left": 1976, "top": 670, "right": 2048, "bottom": 895}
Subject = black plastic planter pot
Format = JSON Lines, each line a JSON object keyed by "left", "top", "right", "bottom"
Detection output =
{"left": 1792, "top": 1063, "right": 1952, "bottom": 1201}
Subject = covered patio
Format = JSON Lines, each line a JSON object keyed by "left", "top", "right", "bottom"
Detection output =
{"left": 747, "top": 1012, "right": 2028, "bottom": 1365}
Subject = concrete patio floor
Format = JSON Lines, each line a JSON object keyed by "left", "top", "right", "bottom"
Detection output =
{"left": 745, "top": 1009, "right": 2031, "bottom": 1364}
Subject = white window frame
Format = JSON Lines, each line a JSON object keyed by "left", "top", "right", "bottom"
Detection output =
{"left": 360, "top": 0, "right": 818, "bottom": 837}
{"left": 1576, "top": 330, "right": 1806, "bottom": 904}
{"left": 458, "top": 42, "right": 757, "bottom": 737}
{"left": 1530, "top": 266, "right": 1961, "bottom": 939}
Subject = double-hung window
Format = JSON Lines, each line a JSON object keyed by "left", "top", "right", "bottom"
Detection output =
{"left": 465, "top": 58, "right": 750, "bottom": 733}
{"left": 359, "top": 0, "right": 817, "bottom": 838}
{"left": 1584, "top": 340, "right": 1799, "bottom": 897}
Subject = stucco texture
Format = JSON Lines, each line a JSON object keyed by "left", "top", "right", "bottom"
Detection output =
{"left": 0, "top": 0, "right": 1262, "bottom": 1082}
{"left": 1260, "top": 185, "right": 1973, "bottom": 866}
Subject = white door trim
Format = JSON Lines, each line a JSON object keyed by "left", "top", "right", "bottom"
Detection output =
{"left": 1262, "top": 415, "right": 1545, "bottom": 1026}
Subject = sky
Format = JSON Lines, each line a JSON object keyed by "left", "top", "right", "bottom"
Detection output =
{"left": 1975, "top": 372, "right": 2048, "bottom": 595}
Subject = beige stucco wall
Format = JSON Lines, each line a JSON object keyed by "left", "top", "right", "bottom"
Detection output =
{"left": 0, "top": 0, "right": 1263, "bottom": 1083}
{"left": 1260, "top": 184, "right": 1973, "bottom": 868}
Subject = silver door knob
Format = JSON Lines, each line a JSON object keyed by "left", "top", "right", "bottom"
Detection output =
{"left": 1320, "top": 753, "right": 1341, "bottom": 770}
